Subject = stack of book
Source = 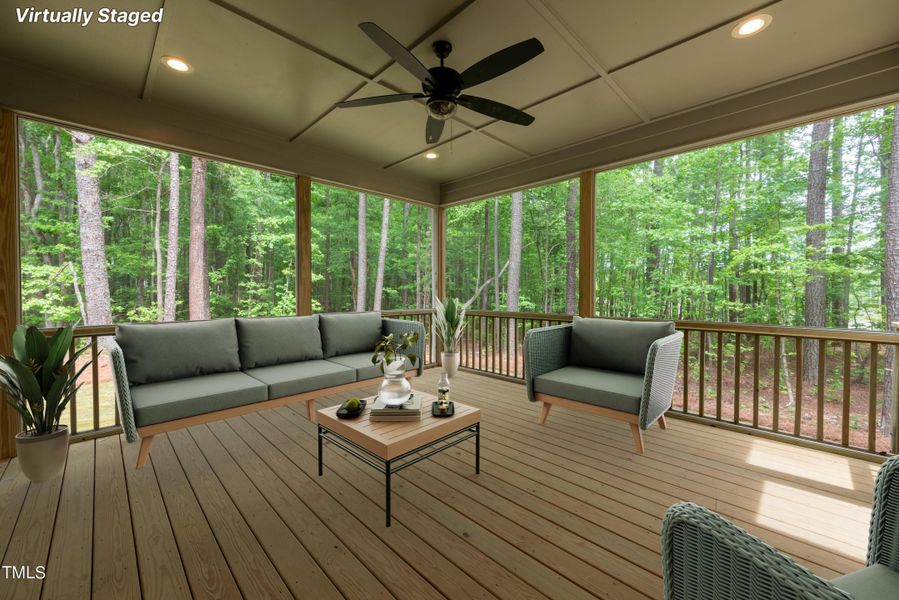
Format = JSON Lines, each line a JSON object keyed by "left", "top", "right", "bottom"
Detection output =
{"left": 369, "top": 394, "right": 422, "bottom": 422}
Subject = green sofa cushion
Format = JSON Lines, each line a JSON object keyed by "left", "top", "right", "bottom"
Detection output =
{"left": 235, "top": 315, "right": 323, "bottom": 369}
{"left": 130, "top": 371, "right": 268, "bottom": 427}
{"left": 534, "top": 366, "right": 644, "bottom": 414}
{"left": 569, "top": 317, "right": 675, "bottom": 375}
{"left": 832, "top": 564, "right": 899, "bottom": 599}
{"left": 319, "top": 312, "right": 382, "bottom": 358}
{"left": 245, "top": 360, "right": 355, "bottom": 398}
{"left": 116, "top": 319, "right": 241, "bottom": 386}
{"left": 326, "top": 352, "right": 414, "bottom": 381}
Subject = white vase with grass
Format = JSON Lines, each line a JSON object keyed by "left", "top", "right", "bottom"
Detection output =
{"left": 434, "top": 297, "right": 467, "bottom": 378}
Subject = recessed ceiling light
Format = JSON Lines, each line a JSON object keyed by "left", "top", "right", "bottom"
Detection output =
{"left": 732, "top": 14, "right": 772, "bottom": 38}
{"left": 424, "top": 152, "right": 439, "bottom": 160}
{"left": 161, "top": 56, "right": 193, "bottom": 73}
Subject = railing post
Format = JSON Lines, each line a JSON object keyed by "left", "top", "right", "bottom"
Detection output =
{"left": 577, "top": 171, "right": 595, "bottom": 317}
{"left": 295, "top": 175, "right": 312, "bottom": 316}
{"left": 0, "top": 110, "right": 20, "bottom": 458}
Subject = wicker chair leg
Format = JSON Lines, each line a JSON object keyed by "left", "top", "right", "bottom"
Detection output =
{"left": 658, "top": 415, "right": 667, "bottom": 430}
{"left": 307, "top": 399, "right": 317, "bottom": 422}
{"left": 629, "top": 424, "right": 645, "bottom": 454}
{"left": 538, "top": 402, "right": 552, "bottom": 424}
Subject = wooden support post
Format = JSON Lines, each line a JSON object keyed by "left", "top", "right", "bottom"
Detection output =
{"left": 577, "top": 171, "right": 595, "bottom": 317}
{"left": 0, "top": 110, "right": 19, "bottom": 459}
{"left": 295, "top": 175, "right": 312, "bottom": 316}
{"left": 434, "top": 206, "right": 446, "bottom": 364}
{"left": 893, "top": 323, "right": 899, "bottom": 454}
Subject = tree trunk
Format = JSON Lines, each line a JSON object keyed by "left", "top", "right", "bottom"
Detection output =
{"left": 322, "top": 188, "right": 331, "bottom": 312}
{"left": 646, "top": 160, "right": 664, "bottom": 283}
{"left": 804, "top": 120, "right": 831, "bottom": 382}
{"left": 153, "top": 158, "right": 167, "bottom": 320}
{"left": 881, "top": 106, "right": 899, "bottom": 432}
{"left": 707, "top": 154, "right": 722, "bottom": 314}
{"left": 415, "top": 207, "right": 422, "bottom": 308}
{"left": 188, "top": 156, "right": 209, "bottom": 320}
{"left": 830, "top": 117, "right": 847, "bottom": 327}
{"left": 355, "top": 193, "right": 367, "bottom": 311}
{"left": 373, "top": 198, "right": 390, "bottom": 311}
{"left": 163, "top": 152, "right": 180, "bottom": 321}
{"left": 565, "top": 179, "right": 578, "bottom": 314}
{"left": 71, "top": 131, "right": 113, "bottom": 327}
{"left": 507, "top": 191, "right": 523, "bottom": 312}
{"left": 481, "top": 203, "right": 490, "bottom": 310}
{"left": 494, "top": 197, "right": 501, "bottom": 310}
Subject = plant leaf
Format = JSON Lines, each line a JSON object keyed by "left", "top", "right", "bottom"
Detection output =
{"left": 25, "top": 326, "right": 50, "bottom": 367}
{"left": 12, "top": 326, "right": 27, "bottom": 362}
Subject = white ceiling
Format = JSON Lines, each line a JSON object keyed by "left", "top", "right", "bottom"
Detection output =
{"left": 1, "top": 0, "right": 898, "bottom": 204}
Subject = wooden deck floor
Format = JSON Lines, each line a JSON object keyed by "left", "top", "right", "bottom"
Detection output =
{"left": 0, "top": 369, "right": 880, "bottom": 600}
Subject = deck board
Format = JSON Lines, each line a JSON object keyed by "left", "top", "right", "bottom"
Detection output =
{"left": 0, "top": 370, "right": 877, "bottom": 599}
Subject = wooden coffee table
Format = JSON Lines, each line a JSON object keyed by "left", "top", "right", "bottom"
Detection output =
{"left": 317, "top": 392, "right": 481, "bottom": 526}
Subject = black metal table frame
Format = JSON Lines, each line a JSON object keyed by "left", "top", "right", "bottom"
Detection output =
{"left": 318, "top": 422, "right": 480, "bottom": 526}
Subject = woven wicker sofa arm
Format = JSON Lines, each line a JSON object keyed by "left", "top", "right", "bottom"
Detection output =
{"left": 662, "top": 503, "right": 852, "bottom": 600}
{"left": 382, "top": 318, "right": 426, "bottom": 376}
{"left": 107, "top": 338, "right": 139, "bottom": 443}
{"left": 640, "top": 331, "right": 683, "bottom": 429}
{"left": 868, "top": 454, "right": 899, "bottom": 570}
{"left": 523, "top": 324, "right": 572, "bottom": 402}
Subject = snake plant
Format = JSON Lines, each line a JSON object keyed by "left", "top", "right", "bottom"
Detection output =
{"left": 0, "top": 325, "right": 91, "bottom": 436}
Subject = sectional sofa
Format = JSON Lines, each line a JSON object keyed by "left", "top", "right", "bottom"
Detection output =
{"left": 109, "top": 312, "right": 424, "bottom": 468}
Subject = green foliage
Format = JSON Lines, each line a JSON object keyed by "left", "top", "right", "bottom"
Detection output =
{"left": 0, "top": 325, "right": 91, "bottom": 435}
{"left": 371, "top": 331, "right": 419, "bottom": 372}
{"left": 433, "top": 297, "right": 467, "bottom": 352}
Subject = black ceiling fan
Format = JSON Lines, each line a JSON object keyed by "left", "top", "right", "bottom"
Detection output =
{"left": 336, "top": 22, "right": 544, "bottom": 144}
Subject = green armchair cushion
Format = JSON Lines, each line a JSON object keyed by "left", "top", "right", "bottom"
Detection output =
{"left": 116, "top": 319, "right": 241, "bottom": 386}
{"left": 245, "top": 360, "right": 355, "bottom": 398}
{"left": 570, "top": 317, "right": 675, "bottom": 375}
{"left": 326, "top": 352, "right": 415, "bottom": 381}
{"left": 235, "top": 315, "right": 323, "bottom": 369}
{"left": 832, "top": 565, "right": 899, "bottom": 599}
{"left": 319, "top": 312, "right": 382, "bottom": 358}
{"left": 534, "top": 366, "right": 644, "bottom": 414}
{"left": 130, "top": 371, "right": 267, "bottom": 426}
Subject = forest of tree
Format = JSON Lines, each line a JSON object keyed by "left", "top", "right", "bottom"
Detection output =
{"left": 17, "top": 120, "right": 431, "bottom": 329}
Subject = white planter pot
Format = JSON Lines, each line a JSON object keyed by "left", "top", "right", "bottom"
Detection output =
{"left": 441, "top": 352, "right": 460, "bottom": 378}
{"left": 16, "top": 425, "right": 69, "bottom": 483}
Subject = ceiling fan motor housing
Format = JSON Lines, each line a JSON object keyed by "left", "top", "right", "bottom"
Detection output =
{"left": 423, "top": 65, "right": 462, "bottom": 120}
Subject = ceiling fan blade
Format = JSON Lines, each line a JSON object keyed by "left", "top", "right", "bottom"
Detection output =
{"left": 359, "top": 22, "right": 432, "bottom": 83}
{"left": 460, "top": 38, "right": 544, "bottom": 89}
{"left": 425, "top": 116, "right": 445, "bottom": 144}
{"left": 336, "top": 93, "right": 423, "bottom": 108}
{"left": 457, "top": 95, "right": 535, "bottom": 126}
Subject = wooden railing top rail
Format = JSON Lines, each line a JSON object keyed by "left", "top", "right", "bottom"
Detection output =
{"left": 43, "top": 313, "right": 899, "bottom": 345}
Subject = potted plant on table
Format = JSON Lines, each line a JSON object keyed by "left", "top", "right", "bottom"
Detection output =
{"left": 0, "top": 325, "right": 91, "bottom": 482}
{"left": 371, "top": 330, "right": 419, "bottom": 406}
{"left": 433, "top": 297, "right": 467, "bottom": 378}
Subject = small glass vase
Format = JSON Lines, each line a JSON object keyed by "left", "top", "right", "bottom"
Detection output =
{"left": 436, "top": 371, "right": 451, "bottom": 414}
{"left": 378, "top": 359, "right": 412, "bottom": 406}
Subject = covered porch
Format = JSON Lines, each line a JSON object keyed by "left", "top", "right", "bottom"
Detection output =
{"left": 0, "top": 370, "right": 877, "bottom": 600}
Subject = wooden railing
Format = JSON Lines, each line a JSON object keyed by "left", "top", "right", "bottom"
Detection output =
{"left": 426, "top": 310, "right": 899, "bottom": 456}
{"left": 46, "top": 313, "right": 899, "bottom": 455}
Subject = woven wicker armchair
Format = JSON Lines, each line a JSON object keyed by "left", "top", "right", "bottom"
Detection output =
{"left": 661, "top": 454, "right": 899, "bottom": 599}
{"left": 523, "top": 317, "right": 683, "bottom": 453}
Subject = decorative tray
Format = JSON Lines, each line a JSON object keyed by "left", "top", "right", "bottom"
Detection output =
{"left": 431, "top": 401, "right": 455, "bottom": 418}
{"left": 336, "top": 399, "right": 367, "bottom": 419}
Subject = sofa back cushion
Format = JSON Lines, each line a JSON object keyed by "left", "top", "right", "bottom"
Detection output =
{"left": 319, "top": 312, "right": 382, "bottom": 358}
{"left": 235, "top": 316, "right": 323, "bottom": 369}
{"left": 569, "top": 317, "right": 675, "bottom": 375}
{"left": 116, "top": 319, "right": 242, "bottom": 386}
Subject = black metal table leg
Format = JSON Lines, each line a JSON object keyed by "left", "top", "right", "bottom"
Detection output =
{"left": 475, "top": 423, "right": 480, "bottom": 474}
{"left": 318, "top": 425, "right": 323, "bottom": 476}
{"left": 385, "top": 460, "right": 392, "bottom": 527}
